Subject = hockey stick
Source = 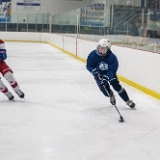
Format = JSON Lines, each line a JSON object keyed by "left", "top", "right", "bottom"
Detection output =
{"left": 102, "top": 84, "right": 124, "bottom": 122}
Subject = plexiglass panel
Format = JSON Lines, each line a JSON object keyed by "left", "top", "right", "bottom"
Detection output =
{"left": 0, "top": 0, "right": 159, "bottom": 52}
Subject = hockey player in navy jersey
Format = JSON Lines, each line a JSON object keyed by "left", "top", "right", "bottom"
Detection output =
{"left": 0, "top": 39, "right": 24, "bottom": 100}
{"left": 86, "top": 38, "right": 135, "bottom": 108}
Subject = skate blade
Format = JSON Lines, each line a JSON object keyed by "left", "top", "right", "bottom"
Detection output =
{"left": 131, "top": 107, "right": 137, "bottom": 110}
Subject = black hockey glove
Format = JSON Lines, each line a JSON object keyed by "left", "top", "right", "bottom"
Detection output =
{"left": 0, "top": 49, "right": 7, "bottom": 62}
{"left": 92, "top": 68, "right": 100, "bottom": 80}
{"left": 99, "top": 75, "right": 109, "bottom": 86}
{"left": 102, "top": 75, "right": 109, "bottom": 81}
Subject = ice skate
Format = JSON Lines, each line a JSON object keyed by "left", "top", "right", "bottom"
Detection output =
{"left": 6, "top": 92, "right": 14, "bottom": 100}
{"left": 126, "top": 100, "right": 136, "bottom": 109}
{"left": 16, "top": 89, "right": 25, "bottom": 99}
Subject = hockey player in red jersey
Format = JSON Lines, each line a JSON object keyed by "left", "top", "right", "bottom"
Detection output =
{"left": 0, "top": 39, "right": 24, "bottom": 100}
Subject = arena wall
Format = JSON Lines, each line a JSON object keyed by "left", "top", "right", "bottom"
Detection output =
{"left": 1, "top": 32, "right": 160, "bottom": 100}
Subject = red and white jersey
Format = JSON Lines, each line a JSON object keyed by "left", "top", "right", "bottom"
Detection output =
{"left": 0, "top": 39, "right": 5, "bottom": 50}
{"left": 0, "top": 39, "right": 12, "bottom": 75}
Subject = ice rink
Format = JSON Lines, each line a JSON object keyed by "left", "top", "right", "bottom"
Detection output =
{"left": 0, "top": 42, "right": 160, "bottom": 160}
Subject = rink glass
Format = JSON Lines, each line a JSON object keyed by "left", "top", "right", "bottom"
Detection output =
{"left": 0, "top": 0, "right": 159, "bottom": 53}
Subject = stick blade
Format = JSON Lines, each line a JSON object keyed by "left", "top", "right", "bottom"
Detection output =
{"left": 119, "top": 116, "right": 124, "bottom": 122}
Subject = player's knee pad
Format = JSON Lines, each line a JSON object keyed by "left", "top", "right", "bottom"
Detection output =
{"left": 97, "top": 83, "right": 110, "bottom": 97}
{"left": 4, "top": 72, "right": 16, "bottom": 85}
{"left": 111, "top": 82, "right": 124, "bottom": 93}
{"left": 99, "top": 86, "right": 110, "bottom": 97}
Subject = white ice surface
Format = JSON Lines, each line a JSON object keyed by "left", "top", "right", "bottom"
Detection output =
{"left": 0, "top": 42, "right": 160, "bottom": 160}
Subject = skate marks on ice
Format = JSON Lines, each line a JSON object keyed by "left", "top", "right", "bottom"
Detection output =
{"left": 0, "top": 42, "right": 160, "bottom": 160}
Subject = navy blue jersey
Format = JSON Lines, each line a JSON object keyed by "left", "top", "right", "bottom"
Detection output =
{"left": 86, "top": 50, "right": 119, "bottom": 79}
